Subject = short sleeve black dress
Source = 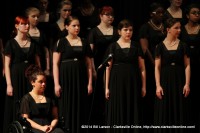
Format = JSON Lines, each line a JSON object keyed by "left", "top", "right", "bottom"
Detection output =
{"left": 53, "top": 37, "right": 92, "bottom": 133}
{"left": 87, "top": 27, "right": 119, "bottom": 124}
{"left": 105, "top": 41, "right": 144, "bottom": 133}
{"left": 3, "top": 38, "right": 39, "bottom": 133}
{"left": 20, "top": 93, "right": 64, "bottom": 133}
{"left": 154, "top": 41, "right": 192, "bottom": 133}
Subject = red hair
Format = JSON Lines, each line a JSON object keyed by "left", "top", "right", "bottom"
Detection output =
{"left": 15, "top": 16, "right": 29, "bottom": 25}
{"left": 99, "top": 6, "right": 114, "bottom": 15}
{"left": 11, "top": 16, "right": 29, "bottom": 38}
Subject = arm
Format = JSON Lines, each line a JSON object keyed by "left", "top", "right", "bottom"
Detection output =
{"left": 140, "top": 38, "right": 154, "bottom": 65}
{"left": 155, "top": 57, "right": 163, "bottom": 99}
{"left": 85, "top": 56, "right": 93, "bottom": 95}
{"left": 183, "top": 55, "right": 190, "bottom": 97}
{"left": 105, "top": 60, "right": 112, "bottom": 100}
{"left": 22, "top": 114, "right": 50, "bottom": 132}
{"left": 47, "top": 106, "right": 59, "bottom": 132}
{"left": 5, "top": 55, "right": 13, "bottom": 96}
{"left": 0, "top": 38, "right": 4, "bottom": 76}
{"left": 35, "top": 54, "right": 41, "bottom": 68}
{"left": 138, "top": 56, "right": 146, "bottom": 97}
{"left": 90, "top": 43, "right": 97, "bottom": 79}
{"left": 53, "top": 51, "right": 61, "bottom": 97}
{"left": 44, "top": 47, "right": 50, "bottom": 76}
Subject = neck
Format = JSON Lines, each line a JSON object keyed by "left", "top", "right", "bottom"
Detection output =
{"left": 165, "top": 36, "right": 177, "bottom": 42}
{"left": 31, "top": 89, "right": 44, "bottom": 96}
{"left": 119, "top": 38, "right": 131, "bottom": 43}
{"left": 15, "top": 34, "right": 27, "bottom": 40}
{"left": 67, "top": 34, "right": 78, "bottom": 39}
{"left": 188, "top": 21, "right": 199, "bottom": 27}
{"left": 99, "top": 22, "right": 111, "bottom": 29}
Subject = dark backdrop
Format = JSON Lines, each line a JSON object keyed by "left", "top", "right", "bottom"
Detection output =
{"left": 0, "top": 0, "right": 199, "bottom": 44}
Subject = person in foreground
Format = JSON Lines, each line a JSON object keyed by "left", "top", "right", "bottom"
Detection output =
{"left": 20, "top": 64, "right": 64, "bottom": 133}
{"left": 154, "top": 18, "right": 192, "bottom": 133}
{"left": 105, "top": 19, "right": 146, "bottom": 133}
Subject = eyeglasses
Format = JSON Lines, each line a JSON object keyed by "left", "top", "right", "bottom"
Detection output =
{"left": 103, "top": 13, "right": 114, "bottom": 17}
{"left": 63, "top": 9, "right": 71, "bottom": 12}
{"left": 190, "top": 11, "right": 200, "bottom": 15}
{"left": 152, "top": 11, "right": 164, "bottom": 15}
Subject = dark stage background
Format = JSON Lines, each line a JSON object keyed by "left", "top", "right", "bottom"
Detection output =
{"left": 0, "top": 0, "right": 199, "bottom": 45}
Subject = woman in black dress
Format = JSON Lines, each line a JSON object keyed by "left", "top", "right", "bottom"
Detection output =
{"left": 53, "top": 16, "right": 93, "bottom": 133}
{"left": 154, "top": 18, "right": 191, "bottom": 133}
{"left": 105, "top": 19, "right": 146, "bottom": 133}
{"left": 87, "top": 6, "right": 119, "bottom": 127}
{"left": 139, "top": 3, "right": 165, "bottom": 130}
{"left": 20, "top": 65, "right": 64, "bottom": 133}
{"left": 180, "top": 3, "right": 200, "bottom": 132}
{"left": 3, "top": 16, "right": 40, "bottom": 133}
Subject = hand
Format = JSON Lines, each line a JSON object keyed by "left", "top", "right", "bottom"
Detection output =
{"left": 156, "top": 86, "right": 164, "bottom": 99}
{"left": 41, "top": 125, "right": 50, "bottom": 132}
{"left": 141, "top": 87, "right": 146, "bottom": 97}
{"left": 46, "top": 125, "right": 54, "bottom": 133}
{"left": 88, "top": 84, "right": 93, "bottom": 95}
{"left": 44, "top": 69, "right": 50, "bottom": 76}
{"left": 105, "top": 88, "right": 110, "bottom": 100}
{"left": 7, "top": 84, "right": 13, "bottom": 96}
{"left": 54, "top": 84, "right": 62, "bottom": 97}
{"left": 183, "top": 84, "right": 190, "bottom": 97}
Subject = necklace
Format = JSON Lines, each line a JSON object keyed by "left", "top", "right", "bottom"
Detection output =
{"left": 67, "top": 36, "right": 80, "bottom": 46}
{"left": 148, "top": 20, "right": 164, "bottom": 32}
{"left": 99, "top": 25, "right": 112, "bottom": 35}
{"left": 29, "top": 28, "right": 39, "bottom": 35}
{"left": 185, "top": 24, "right": 199, "bottom": 34}
{"left": 15, "top": 38, "right": 28, "bottom": 47}
{"left": 168, "top": 7, "right": 182, "bottom": 18}
{"left": 31, "top": 91, "right": 44, "bottom": 101}
{"left": 21, "top": 40, "right": 28, "bottom": 47}
{"left": 165, "top": 39, "right": 177, "bottom": 47}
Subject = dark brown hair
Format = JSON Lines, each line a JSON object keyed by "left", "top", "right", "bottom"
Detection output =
{"left": 25, "top": 65, "right": 45, "bottom": 83}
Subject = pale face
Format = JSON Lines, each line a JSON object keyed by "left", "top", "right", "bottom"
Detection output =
{"left": 16, "top": 22, "right": 30, "bottom": 33}
{"left": 66, "top": 19, "right": 80, "bottom": 36}
{"left": 170, "top": 0, "right": 182, "bottom": 7}
{"left": 168, "top": 22, "right": 181, "bottom": 37}
{"left": 60, "top": 4, "right": 72, "bottom": 19}
{"left": 100, "top": 13, "right": 114, "bottom": 25}
{"left": 28, "top": 11, "right": 40, "bottom": 27}
{"left": 119, "top": 26, "right": 133, "bottom": 41}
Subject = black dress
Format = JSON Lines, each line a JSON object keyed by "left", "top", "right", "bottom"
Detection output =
{"left": 163, "top": 10, "right": 186, "bottom": 25}
{"left": 139, "top": 22, "right": 165, "bottom": 128}
{"left": 20, "top": 93, "right": 64, "bottom": 133}
{"left": 53, "top": 37, "right": 92, "bottom": 133}
{"left": 154, "top": 42, "right": 192, "bottom": 133}
{"left": 180, "top": 27, "right": 200, "bottom": 132}
{"left": 3, "top": 39, "right": 39, "bottom": 133}
{"left": 50, "top": 23, "right": 68, "bottom": 51}
{"left": 87, "top": 27, "right": 119, "bottom": 126}
{"left": 105, "top": 41, "right": 143, "bottom": 133}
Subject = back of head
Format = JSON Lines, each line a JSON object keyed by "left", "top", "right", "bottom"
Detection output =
{"left": 25, "top": 65, "right": 45, "bottom": 83}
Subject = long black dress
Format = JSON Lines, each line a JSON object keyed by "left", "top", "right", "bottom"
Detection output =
{"left": 20, "top": 93, "right": 64, "bottom": 133}
{"left": 53, "top": 37, "right": 92, "bottom": 133}
{"left": 154, "top": 41, "right": 192, "bottom": 133}
{"left": 87, "top": 27, "right": 119, "bottom": 127}
{"left": 180, "top": 27, "right": 200, "bottom": 132}
{"left": 139, "top": 22, "right": 165, "bottom": 129}
{"left": 105, "top": 41, "right": 143, "bottom": 133}
{"left": 3, "top": 39, "right": 39, "bottom": 133}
